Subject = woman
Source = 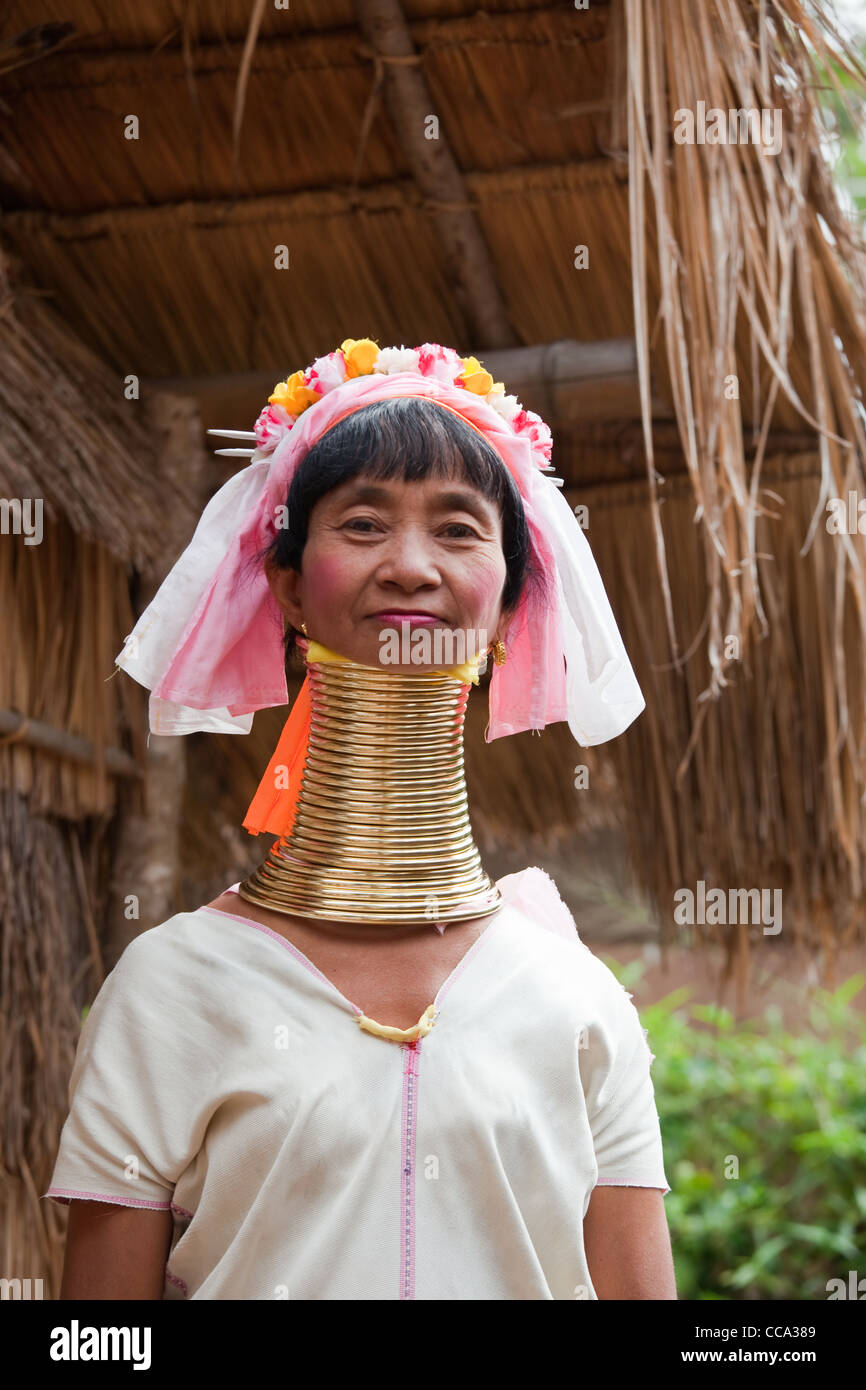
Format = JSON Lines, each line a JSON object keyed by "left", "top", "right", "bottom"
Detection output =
{"left": 46, "top": 338, "right": 676, "bottom": 1300}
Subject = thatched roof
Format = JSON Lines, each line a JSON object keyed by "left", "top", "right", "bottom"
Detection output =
{"left": 2, "top": 3, "right": 864, "bottom": 585}
{"left": 2, "top": 0, "right": 865, "bottom": 960}
{"left": 0, "top": 250, "right": 198, "bottom": 573}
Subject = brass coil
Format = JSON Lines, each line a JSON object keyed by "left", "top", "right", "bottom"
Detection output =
{"left": 238, "top": 655, "right": 501, "bottom": 924}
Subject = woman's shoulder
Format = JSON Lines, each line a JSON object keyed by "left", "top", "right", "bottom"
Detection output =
{"left": 107, "top": 898, "right": 240, "bottom": 984}
{"left": 496, "top": 865, "right": 634, "bottom": 1000}
{"left": 496, "top": 865, "right": 587, "bottom": 945}
{"left": 84, "top": 904, "right": 249, "bottom": 1050}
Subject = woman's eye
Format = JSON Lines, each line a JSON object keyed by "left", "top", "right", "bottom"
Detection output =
{"left": 343, "top": 517, "right": 380, "bottom": 533}
{"left": 442, "top": 523, "right": 477, "bottom": 539}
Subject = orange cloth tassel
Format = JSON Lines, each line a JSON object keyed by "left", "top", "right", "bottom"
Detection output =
{"left": 242, "top": 675, "right": 312, "bottom": 839}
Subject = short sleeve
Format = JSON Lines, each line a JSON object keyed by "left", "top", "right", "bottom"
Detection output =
{"left": 43, "top": 929, "right": 205, "bottom": 1211}
{"left": 579, "top": 967, "right": 670, "bottom": 1195}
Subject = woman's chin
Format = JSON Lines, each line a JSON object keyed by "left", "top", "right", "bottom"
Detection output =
{"left": 309, "top": 619, "right": 486, "bottom": 671}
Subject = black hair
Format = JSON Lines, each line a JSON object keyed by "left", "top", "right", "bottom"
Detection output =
{"left": 249, "top": 395, "right": 547, "bottom": 662}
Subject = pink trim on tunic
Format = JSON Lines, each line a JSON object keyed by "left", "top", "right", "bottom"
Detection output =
{"left": 45, "top": 1187, "right": 171, "bottom": 1210}
{"left": 200, "top": 905, "right": 363, "bottom": 1015}
{"left": 165, "top": 1268, "right": 189, "bottom": 1297}
{"left": 400, "top": 1041, "right": 422, "bottom": 1300}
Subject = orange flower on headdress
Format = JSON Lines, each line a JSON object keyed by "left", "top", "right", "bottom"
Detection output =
{"left": 268, "top": 371, "right": 321, "bottom": 416}
{"left": 459, "top": 357, "right": 496, "bottom": 396}
{"left": 340, "top": 338, "right": 381, "bottom": 378}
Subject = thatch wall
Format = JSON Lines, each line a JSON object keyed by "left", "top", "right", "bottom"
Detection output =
{"left": 0, "top": 252, "right": 203, "bottom": 1295}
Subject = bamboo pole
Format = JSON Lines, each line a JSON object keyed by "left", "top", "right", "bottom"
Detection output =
{"left": 0, "top": 709, "right": 142, "bottom": 779}
{"left": 352, "top": 0, "right": 517, "bottom": 348}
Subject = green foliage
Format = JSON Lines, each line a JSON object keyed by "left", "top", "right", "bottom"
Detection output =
{"left": 601, "top": 956, "right": 866, "bottom": 1300}
{"left": 819, "top": 42, "right": 866, "bottom": 223}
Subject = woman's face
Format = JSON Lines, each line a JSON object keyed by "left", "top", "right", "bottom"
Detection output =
{"left": 266, "top": 472, "right": 512, "bottom": 670}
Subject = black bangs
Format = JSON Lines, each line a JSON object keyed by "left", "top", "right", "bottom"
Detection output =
{"left": 289, "top": 396, "right": 513, "bottom": 510}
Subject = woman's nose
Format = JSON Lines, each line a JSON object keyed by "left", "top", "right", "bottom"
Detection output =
{"left": 374, "top": 530, "right": 441, "bottom": 588}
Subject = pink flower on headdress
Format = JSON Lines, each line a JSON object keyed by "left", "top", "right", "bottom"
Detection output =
{"left": 416, "top": 342, "right": 464, "bottom": 386}
{"left": 253, "top": 403, "right": 294, "bottom": 453}
{"left": 513, "top": 407, "right": 553, "bottom": 465}
{"left": 306, "top": 352, "right": 348, "bottom": 394}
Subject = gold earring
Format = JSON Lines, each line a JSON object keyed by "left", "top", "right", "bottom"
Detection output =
{"left": 492, "top": 638, "right": 507, "bottom": 666}
{"left": 300, "top": 621, "right": 308, "bottom": 636}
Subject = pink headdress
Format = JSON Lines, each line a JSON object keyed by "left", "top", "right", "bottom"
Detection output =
{"left": 115, "top": 338, "right": 645, "bottom": 747}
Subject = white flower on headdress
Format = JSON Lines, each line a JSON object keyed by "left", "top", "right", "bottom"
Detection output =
{"left": 374, "top": 346, "right": 421, "bottom": 376}
{"left": 415, "top": 342, "right": 465, "bottom": 386}
{"left": 488, "top": 392, "right": 523, "bottom": 426}
{"left": 253, "top": 403, "right": 294, "bottom": 453}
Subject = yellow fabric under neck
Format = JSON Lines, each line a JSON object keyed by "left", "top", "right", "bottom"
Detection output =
{"left": 305, "top": 638, "right": 484, "bottom": 687}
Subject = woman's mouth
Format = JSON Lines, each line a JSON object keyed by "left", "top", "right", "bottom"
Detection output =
{"left": 371, "top": 612, "right": 444, "bottom": 625}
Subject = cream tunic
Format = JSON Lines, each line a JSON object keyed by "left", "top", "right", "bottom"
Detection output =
{"left": 45, "top": 867, "right": 669, "bottom": 1300}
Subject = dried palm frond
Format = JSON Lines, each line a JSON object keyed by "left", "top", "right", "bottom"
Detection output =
{"left": 619, "top": 0, "right": 866, "bottom": 715}
{"left": 0, "top": 250, "right": 198, "bottom": 573}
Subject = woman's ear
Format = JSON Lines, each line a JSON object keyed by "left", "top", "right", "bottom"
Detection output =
{"left": 265, "top": 558, "right": 304, "bottom": 629}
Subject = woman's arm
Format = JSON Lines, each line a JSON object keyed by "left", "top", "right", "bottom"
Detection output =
{"left": 583, "top": 1186, "right": 677, "bottom": 1299}
{"left": 59, "top": 1201, "right": 174, "bottom": 1300}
